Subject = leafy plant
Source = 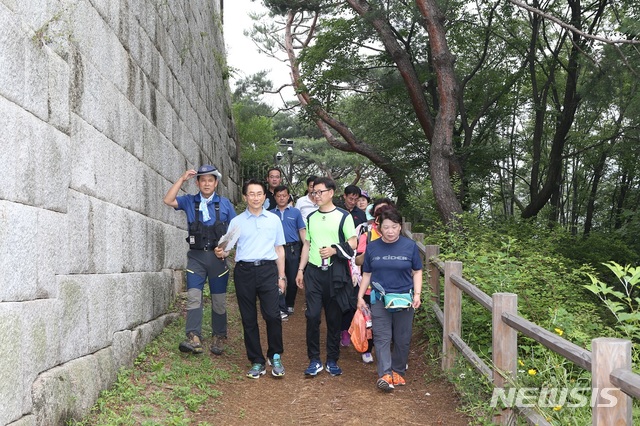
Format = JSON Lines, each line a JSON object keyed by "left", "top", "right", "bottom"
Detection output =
{"left": 585, "top": 261, "right": 640, "bottom": 357}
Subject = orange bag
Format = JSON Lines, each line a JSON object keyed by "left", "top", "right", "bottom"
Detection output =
{"left": 349, "top": 307, "right": 373, "bottom": 353}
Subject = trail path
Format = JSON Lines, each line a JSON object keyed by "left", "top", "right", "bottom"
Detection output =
{"left": 195, "top": 290, "right": 471, "bottom": 425}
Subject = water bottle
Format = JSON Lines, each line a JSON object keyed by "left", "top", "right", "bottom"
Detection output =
{"left": 321, "top": 248, "right": 329, "bottom": 271}
{"left": 362, "top": 307, "right": 372, "bottom": 328}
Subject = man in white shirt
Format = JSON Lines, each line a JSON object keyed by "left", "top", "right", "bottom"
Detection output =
{"left": 295, "top": 175, "right": 318, "bottom": 220}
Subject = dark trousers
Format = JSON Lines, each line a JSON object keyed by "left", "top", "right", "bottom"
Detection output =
{"left": 304, "top": 265, "right": 342, "bottom": 362}
{"left": 281, "top": 242, "right": 302, "bottom": 310}
{"left": 234, "top": 262, "right": 283, "bottom": 364}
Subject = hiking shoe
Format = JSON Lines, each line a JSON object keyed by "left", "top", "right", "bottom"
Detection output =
{"left": 325, "top": 360, "right": 342, "bottom": 376}
{"left": 340, "top": 330, "right": 351, "bottom": 347}
{"left": 361, "top": 352, "right": 374, "bottom": 364}
{"left": 392, "top": 371, "right": 406, "bottom": 386}
{"left": 304, "top": 360, "right": 323, "bottom": 376}
{"left": 210, "top": 335, "right": 225, "bottom": 355}
{"left": 377, "top": 374, "right": 395, "bottom": 392}
{"left": 178, "top": 332, "right": 203, "bottom": 354}
{"left": 287, "top": 306, "right": 294, "bottom": 315}
{"left": 246, "top": 363, "right": 266, "bottom": 379}
{"left": 268, "top": 354, "right": 285, "bottom": 377}
{"left": 280, "top": 311, "right": 289, "bottom": 321}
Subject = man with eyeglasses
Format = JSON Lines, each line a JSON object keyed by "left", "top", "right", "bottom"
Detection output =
{"left": 215, "top": 179, "right": 287, "bottom": 379}
{"left": 296, "top": 177, "right": 358, "bottom": 377}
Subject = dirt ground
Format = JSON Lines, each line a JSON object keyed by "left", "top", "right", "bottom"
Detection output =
{"left": 191, "top": 289, "right": 471, "bottom": 426}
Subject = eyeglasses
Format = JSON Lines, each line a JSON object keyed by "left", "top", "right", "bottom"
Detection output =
{"left": 311, "top": 189, "right": 331, "bottom": 197}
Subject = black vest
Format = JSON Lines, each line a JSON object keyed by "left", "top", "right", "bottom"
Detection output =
{"left": 186, "top": 202, "right": 228, "bottom": 250}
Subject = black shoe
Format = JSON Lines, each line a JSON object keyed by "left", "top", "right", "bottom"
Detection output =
{"left": 179, "top": 332, "right": 203, "bottom": 354}
{"left": 210, "top": 335, "right": 225, "bottom": 355}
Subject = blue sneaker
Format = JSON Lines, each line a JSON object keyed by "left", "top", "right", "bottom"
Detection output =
{"left": 246, "top": 363, "right": 266, "bottom": 379}
{"left": 268, "top": 354, "right": 285, "bottom": 377}
{"left": 325, "top": 360, "right": 342, "bottom": 376}
{"left": 304, "top": 360, "right": 323, "bottom": 376}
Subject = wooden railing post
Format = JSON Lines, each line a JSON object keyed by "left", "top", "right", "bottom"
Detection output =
{"left": 591, "top": 338, "right": 632, "bottom": 426}
{"left": 442, "top": 261, "right": 462, "bottom": 371}
{"left": 492, "top": 293, "right": 518, "bottom": 426}
{"left": 402, "top": 221, "right": 411, "bottom": 234}
{"left": 425, "top": 245, "right": 440, "bottom": 304}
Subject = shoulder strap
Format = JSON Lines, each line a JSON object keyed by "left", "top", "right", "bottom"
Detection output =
{"left": 194, "top": 197, "right": 200, "bottom": 225}
{"left": 215, "top": 201, "right": 220, "bottom": 221}
{"left": 338, "top": 210, "right": 348, "bottom": 244}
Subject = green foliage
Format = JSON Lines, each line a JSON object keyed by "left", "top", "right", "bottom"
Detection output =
{"left": 416, "top": 214, "right": 625, "bottom": 423}
{"left": 556, "top": 232, "right": 639, "bottom": 278}
{"left": 585, "top": 262, "right": 640, "bottom": 360}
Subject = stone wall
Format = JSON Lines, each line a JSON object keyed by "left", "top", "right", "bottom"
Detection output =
{"left": 0, "top": 1, "right": 238, "bottom": 424}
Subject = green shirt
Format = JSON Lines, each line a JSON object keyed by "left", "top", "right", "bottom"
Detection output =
{"left": 306, "top": 207, "right": 356, "bottom": 267}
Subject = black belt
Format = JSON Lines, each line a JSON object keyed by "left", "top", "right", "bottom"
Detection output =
{"left": 192, "top": 246, "right": 216, "bottom": 251}
{"left": 285, "top": 241, "right": 301, "bottom": 247}
{"left": 307, "top": 263, "right": 330, "bottom": 269}
{"left": 237, "top": 260, "right": 276, "bottom": 266}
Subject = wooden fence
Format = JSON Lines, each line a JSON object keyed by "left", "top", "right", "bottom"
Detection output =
{"left": 402, "top": 223, "right": 640, "bottom": 425}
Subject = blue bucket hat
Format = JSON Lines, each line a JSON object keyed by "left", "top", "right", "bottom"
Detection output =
{"left": 196, "top": 164, "right": 222, "bottom": 179}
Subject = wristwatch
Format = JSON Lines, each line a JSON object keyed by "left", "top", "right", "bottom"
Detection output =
{"left": 278, "top": 277, "right": 287, "bottom": 281}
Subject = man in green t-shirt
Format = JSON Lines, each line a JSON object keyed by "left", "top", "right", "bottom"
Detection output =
{"left": 296, "top": 177, "right": 357, "bottom": 377}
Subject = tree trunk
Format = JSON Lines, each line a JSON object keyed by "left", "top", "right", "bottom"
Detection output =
{"left": 415, "top": 0, "right": 463, "bottom": 224}
{"left": 344, "top": 0, "right": 462, "bottom": 224}
{"left": 584, "top": 151, "right": 607, "bottom": 236}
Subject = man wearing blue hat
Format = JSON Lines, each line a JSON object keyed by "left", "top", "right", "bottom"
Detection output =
{"left": 164, "top": 165, "right": 236, "bottom": 355}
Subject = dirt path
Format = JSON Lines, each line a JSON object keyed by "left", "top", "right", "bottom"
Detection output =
{"left": 194, "top": 289, "right": 471, "bottom": 426}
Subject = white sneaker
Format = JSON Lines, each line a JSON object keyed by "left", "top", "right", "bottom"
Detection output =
{"left": 362, "top": 352, "right": 373, "bottom": 363}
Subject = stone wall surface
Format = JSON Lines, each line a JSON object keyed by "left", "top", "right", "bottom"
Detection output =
{"left": 0, "top": 0, "right": 238, "bottom": 424}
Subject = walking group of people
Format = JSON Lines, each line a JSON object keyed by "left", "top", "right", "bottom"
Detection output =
{"left": 163, "top": 164, "right": 423, "bottom": 392}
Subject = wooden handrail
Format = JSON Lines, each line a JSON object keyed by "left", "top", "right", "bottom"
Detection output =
{"left": 501, "top": 312, "right": 592, "bottom": 370}
{"left": 450, "top": 274, "right": 493, "bottom": 311}
{"left": 400, "top": 224, "right": 639, "bottom": 426}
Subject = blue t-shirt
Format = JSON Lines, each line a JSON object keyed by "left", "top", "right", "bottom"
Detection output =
{"left": 362, "top": 236, "right": 422, "bottom": 293}
{"left": 175, "top": 192, "right": 236, "bottom": 225}
{"left": 269, "top": 205, "right": 306, "bottom": 243}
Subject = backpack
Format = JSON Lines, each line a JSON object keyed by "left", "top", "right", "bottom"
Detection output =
{"left": 308, "top": 208, "right": 361, "bottom": 286}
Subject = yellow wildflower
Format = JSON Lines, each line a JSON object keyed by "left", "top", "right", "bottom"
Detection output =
{"left": 554, "top": 328, "right": 564, "bottom": 336}
{"left": 518, "top": 359, "right": 525, "bottom": 366}
{"left": 528, "top": 369, "right": 537, "bottom": 376}
{"left": 553, "top": 405, "right": 562, "bottom": 411}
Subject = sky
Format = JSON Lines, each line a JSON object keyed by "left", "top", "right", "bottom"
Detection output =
{"left": 223, "top": 0, "right": 295, "bottom": 106}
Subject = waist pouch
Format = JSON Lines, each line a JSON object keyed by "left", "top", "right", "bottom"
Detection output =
{"left": 383, "top": 291, "right": 413, "bottom": 312}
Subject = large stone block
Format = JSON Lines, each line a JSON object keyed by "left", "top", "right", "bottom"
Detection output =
{"left": 0, "top": 10, "right": 26, "bottom": 106}
{"left": 20, "top": 299, "right": 62, "bottom": 413}
{"left": 57, "top": 277, "right": 88, "bottom": 363}
{"left": 0, "top": 202, "right": 39, "bottom": 301}
{"left": 0, "top": 304, "right": 23, "bottom": 425}
{"left": 0, "top": 97, "right": 71, "bottom": 211}
{"left": 37, "top": 209, "right": 69, "bottom": 299}
{"left": 85, "top": 275, "right": 110, "bottom": 353}
{"left": 47, "top": 47, "right": 70, "bottom": 134}
{"left": 64, "top": 191, "right": 91, "bottom": 274}
{"left": 31, "top": 355, "right": 102, "bottom": 425}
{"left": 7, "top": 414, "right": 36, "bottom": 426}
